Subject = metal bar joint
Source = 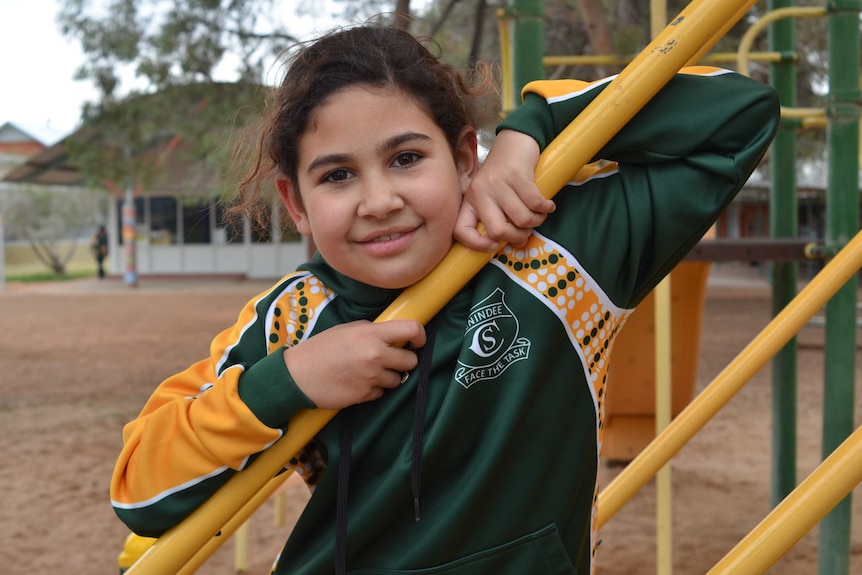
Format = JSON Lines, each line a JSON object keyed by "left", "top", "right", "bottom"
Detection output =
{"left": 827, "top": 0, "right": 862, "bottom": 13}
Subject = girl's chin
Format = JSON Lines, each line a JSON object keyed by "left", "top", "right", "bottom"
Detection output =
{"left": 359, "top": 263, "right": 439, "bottom": 290}
{"left": 332, "top": 245, "right": 451, "bottom": 289}
{"left": 365, "top": 274, "right": 425, "bottom": 290}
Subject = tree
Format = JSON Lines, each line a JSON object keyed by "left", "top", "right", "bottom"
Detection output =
{"left": 57, "top": 0, "right": 837, "bottom": 186}
{"left": 57, "top": 0, "right": 430, "bottom": 191}
{"left": 1, "top": 185, "right": 106, "bottom": 275}
{"left": 63, "top": 81, "right": 268, "bottom": 197}
{"left": 58, "top": 0, "right": 300, "bottom": 100}
{"left": 56, "top": 1, "right": 292, "bottom": 189}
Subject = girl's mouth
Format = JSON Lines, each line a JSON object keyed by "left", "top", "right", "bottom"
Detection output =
{"left": 360, "top": 229, "right": 415, "bottom": 255}
{"left": 370, "top": 232, "right": 405, "bottom": 243}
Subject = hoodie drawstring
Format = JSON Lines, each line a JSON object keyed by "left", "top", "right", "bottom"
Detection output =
{"left": 334, "top": 322, "right": 437, "bottom": 574}
{"left": 335, "top": 406, "right": 355, "bottom": 575}
{"left": 411, "top": 322, "right": 437, "bottom": 522}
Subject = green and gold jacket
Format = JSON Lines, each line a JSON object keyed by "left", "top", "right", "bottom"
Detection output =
{"left": 112, "top": 67, "right": 779, "bottom": 575}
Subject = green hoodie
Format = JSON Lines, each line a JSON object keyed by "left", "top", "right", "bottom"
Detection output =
{"left": 111, "top": 67, "right": 779, "bottom": 575}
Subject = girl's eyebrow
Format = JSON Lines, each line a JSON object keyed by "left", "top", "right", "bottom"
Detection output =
{"left": 307, "top": 153, "right": 351, "bottom": 174}
{"left": 306, "top": 132, "right": 433, "bottom": 174}
{"left": 379, "top": 131, "right": 432, "bottom": 153}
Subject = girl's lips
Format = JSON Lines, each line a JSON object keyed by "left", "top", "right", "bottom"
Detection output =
{"left": 369, "top": 232, "right": 406, "bottom": 243}
{"left": 358, "top": 228, "right": 416, "bottom": 256}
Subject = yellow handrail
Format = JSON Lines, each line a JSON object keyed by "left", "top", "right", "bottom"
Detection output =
{"left": 736, "top": 6, "right": 828, "bottom": 127}
{"left": 543, "top": 52, "right": 785, "bottom": 67}
{"left": 708, "top": 423, "right": 862, "bottom": 574}
{"left": 125, "top": 0, "right": 761, "bottom": 572}
{"left": 176, "top": 472, "right": 291, "bottom": 575}
{"left": 598, "top": 228, "right": 862, "bottom": 528}
{"left": 497, "top": 8, "right": 515, "bottom": 115}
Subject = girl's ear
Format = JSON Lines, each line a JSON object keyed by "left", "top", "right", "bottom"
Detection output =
{"left": 276, "top": 176, "right": 312, "bottom": 236}
{"left": 455, "top": 128, "right": 479, "bottom": 193}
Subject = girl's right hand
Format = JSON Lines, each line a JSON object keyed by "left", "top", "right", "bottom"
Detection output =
{"left": 283, "top": 319, "right": 426, "bottom": 410}
{"left": 454, "top": 129, "right": 554, "bottom": 251}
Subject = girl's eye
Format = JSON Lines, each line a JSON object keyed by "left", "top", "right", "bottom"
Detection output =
{"left": 323, "top": 169, "right": 352, "bottom": 183}
{"left": 392, "top": 152, "right": 421, "bottom": 167}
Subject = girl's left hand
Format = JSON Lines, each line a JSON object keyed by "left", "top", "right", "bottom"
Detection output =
{"left": 454, "top": 129, "right": 554, "bottom": 251}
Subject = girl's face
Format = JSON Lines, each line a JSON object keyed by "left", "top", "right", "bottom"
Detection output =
{"left": 278, "top": 85, "right": 478, "bottom": 289}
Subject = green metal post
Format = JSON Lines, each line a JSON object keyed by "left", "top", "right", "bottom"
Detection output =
{"left": 820, "top": 1, "right": 860, "bottom": 574}
{"left": 767, "top": 0, "right": 798, "bottom": 508}
{"left": 511, "top": 0, "right": 544, "bottom": 106}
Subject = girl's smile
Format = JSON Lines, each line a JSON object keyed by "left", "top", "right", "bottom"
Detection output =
{"left": 358, "top": 227, "right": 416, "bottom": 256}
{"left": 278, "top": 84, "right": 478, "bottom": 289}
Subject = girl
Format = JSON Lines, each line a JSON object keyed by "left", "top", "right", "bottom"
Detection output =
{"left": 111, "top": 25, "right": 779, "bottom": 575}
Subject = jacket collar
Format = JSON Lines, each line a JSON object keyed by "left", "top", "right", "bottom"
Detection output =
{"left": 297, "top": 252, "right": 403, "bottom": 316}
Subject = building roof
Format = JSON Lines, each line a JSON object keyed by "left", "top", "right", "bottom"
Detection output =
{"left": 1, "top": 133, "right": 85, "bottom": 186}
{"left": 2, "top": 124, "right": 225, "bottom": 194}
{"left": 0, "top": 121, "right": 68, "bottom": 147}
{"left": 2, "top": 82, "right": 263, "bottom": 193}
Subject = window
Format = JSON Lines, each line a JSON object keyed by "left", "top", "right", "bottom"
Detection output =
{"left": 182, "top": 199, "right": 212, "bottom": 244}
{"left": 149, "top": 197, "right": 178, "bottom": 244}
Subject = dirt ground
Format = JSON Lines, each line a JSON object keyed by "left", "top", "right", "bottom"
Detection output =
{"left": 1, "top": 263, "right": 860, "bottom": 575}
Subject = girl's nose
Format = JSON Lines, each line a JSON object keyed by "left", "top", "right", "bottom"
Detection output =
{"left": 357, "top": 176, "right": 405, "bottom": 218}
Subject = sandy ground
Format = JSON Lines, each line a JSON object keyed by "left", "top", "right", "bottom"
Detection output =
{"left": 1, "top": 263, "right": 860, "bottom": 574}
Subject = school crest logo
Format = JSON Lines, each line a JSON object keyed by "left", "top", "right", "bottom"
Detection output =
{"left": 455, "top": 288, "right": 531, "bottom": 389}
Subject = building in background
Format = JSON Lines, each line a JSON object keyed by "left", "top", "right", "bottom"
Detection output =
{"left": 2, "top": 127, "right": 307, "bottom": 280}
{"left": 0, "top": 121, "right": 66, "bottom": 178}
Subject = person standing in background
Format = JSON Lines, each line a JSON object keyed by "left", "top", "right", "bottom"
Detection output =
{"left": 90, "top": 225, "right": 108, "bottom": 279}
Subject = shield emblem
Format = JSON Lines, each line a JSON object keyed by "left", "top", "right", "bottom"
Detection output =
{"left": 455, "top": 288, "right": 530, "bottom": 389}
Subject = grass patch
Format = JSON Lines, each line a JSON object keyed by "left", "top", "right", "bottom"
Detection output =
{"left": 4, "top": 241, "right": 102, "bottom": 282}
{"left": 5, "top": 269, "right": 97, "bottom": 283}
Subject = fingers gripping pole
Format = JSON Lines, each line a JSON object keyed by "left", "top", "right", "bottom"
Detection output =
{"left": 125, "top": 1, "right": 760, "bottom": 572}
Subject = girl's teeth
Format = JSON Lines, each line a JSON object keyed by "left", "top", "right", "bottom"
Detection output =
{"left": 374, "top": 233, "right": 402, "bottom": 242}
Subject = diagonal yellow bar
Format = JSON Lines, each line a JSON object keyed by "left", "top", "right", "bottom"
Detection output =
{"left": 707, "top": 423, "right": 862, "bottom": 575}
{"left": 175, "top": 472, "right": 291, "bottom": 575}
{"left": 125, "top": 1, "right": 760, "bottom": 572}
{"left": 598, "top": 228, "right": 862, "bottom": 528}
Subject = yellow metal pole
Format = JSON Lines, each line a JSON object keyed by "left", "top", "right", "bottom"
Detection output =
{"left": 736, "top": 6, "right": 828, "bottom": 127}
{"left": 707, "top": 424, "right": 862, "bottom": 575}
{"left": 737, "top": 6, "right": 826, "bottom": 77}
{"left": 654, "top": 276, "right": 673, "bottom": 575}
{"left": 684, "top": 0, "right": 755, "bottom": 66}
{"left": 274, "top": 491, "right": 286, "bottom": 527}
{"left": 234, "top": 521, "right": 249, "bottom": 574}
{"left": 544, "top": 52, "right": 784, "bottom": 67}
{"left": 125, "top": 1, "right": 761, "bottom": 572}
{"left": 118, "top": 533, "right": 157, "bottom": 573}
{"left": 651, "top": 0, "right": 667, "bottom": 41}
{"left": 175, "top": 473, "right": 291, "bottom": 575}
{"left": 497, "top": 8, "right": 515, "bottom": 116}
{"left": 598, "top": 228, "right": 862, "bottom": 528}
{"left": 650, "top": 0, "right": 673, "bottom": 571}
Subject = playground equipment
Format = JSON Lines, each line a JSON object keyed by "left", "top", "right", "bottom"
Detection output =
{"left": 601, "top": 261, "right": 711, "bottom": 461}
{"left": 118, "top": 533, "right": 156, "bottom": 574}
{"left": 517, "top": 1, "right": 859, "bottom": 572}
{"left": 598, "top": 226, "right": 862, "bottom": 517}
{"left": 757, "top": 2, "right": 859, "bottom": 571}
{"left": 119, "top": 0, "right": 860, "bottom": 573}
